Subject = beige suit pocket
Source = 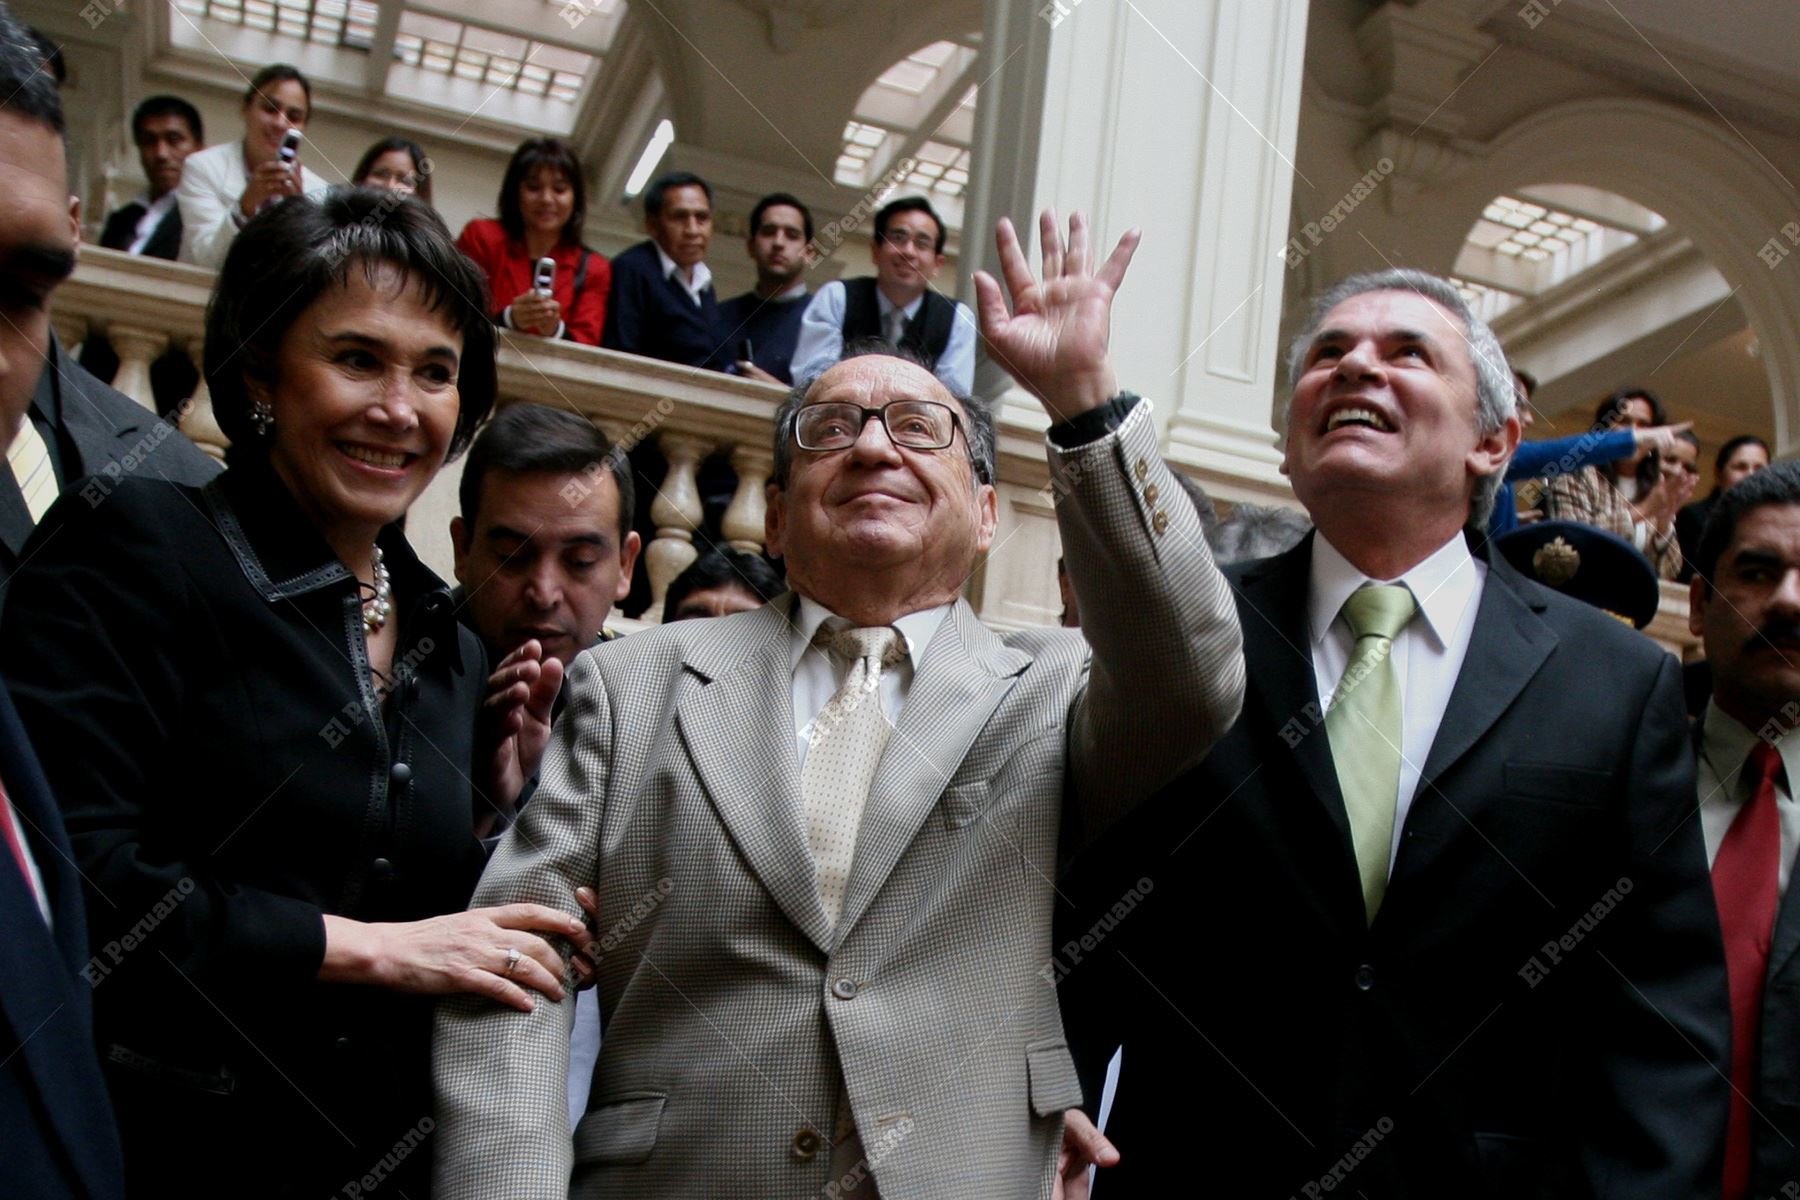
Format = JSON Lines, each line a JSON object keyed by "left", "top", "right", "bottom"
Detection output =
{"left": 574, "top": 1093, "right": 667, "bottom": 1165}
{"left": 1025, "top": 1038, "right": 1084, "bottom": 1117}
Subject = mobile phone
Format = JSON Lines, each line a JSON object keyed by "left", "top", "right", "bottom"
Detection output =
{"left": 278, "top": 128, "right": 302, "bottom": 167}
{"left": 534, "top": 257, "right": 556, "bottom": 296}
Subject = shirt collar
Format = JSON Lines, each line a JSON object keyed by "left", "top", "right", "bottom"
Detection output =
{"left": 790, "top": 593, "right": 949, "bottom": 674}
{"left": 875, "top": 287, "right": 924, "bottom": 322}
{"left": 771, "top": 278, "right": 809, "bottom": 303}
{"left": 1308, "top": 531, "right": 1479, "bottom": 651}
{"left": 653, "top": 242, "right": 712, "bottom": 294}
{"left": 1702, "top": 699, "right": 1800, "bottom": 795}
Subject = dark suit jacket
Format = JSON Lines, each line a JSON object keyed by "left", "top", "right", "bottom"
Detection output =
{"left": 0, "top": 684, "right": 125, "bottom": 1200}
{"left": 600, "top": 240, "right": 728, "bottom": 370}
{"left": 98, "top": 200, "right": 181, "bottom": 261}
{"left": 1059, "top": 531, "right": 1729, "bottom": 1199}
{"left": 0, "top": 335, "right": 218, "bottom": 601}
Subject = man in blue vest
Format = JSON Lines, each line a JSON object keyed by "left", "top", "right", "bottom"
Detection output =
{"left": 792, "top": 195, "right": 976, "bottom": 393}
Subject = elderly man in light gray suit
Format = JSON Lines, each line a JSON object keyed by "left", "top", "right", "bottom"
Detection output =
{"left": 432, "top": 211, "right": 1245, "bottom": 1199}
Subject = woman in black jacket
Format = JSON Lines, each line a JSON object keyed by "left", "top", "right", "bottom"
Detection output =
{"left": 2, "top": 190, "right": 583, "bottom": 1198}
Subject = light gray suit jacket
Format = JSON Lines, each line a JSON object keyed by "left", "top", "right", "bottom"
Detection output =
{"left": 433, "top": 399, "right": 1244, "bottom": 1198}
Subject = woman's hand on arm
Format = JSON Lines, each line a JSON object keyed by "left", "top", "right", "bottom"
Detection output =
{"left": 320, "top": 903, "right": 588, "bottom": 1012}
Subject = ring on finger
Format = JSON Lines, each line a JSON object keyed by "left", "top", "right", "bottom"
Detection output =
{"left": 503, "top": 946, "right": 522, "bottom": 977}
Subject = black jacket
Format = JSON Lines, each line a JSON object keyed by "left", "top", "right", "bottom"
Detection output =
{"left": 98, "top": 200, "right": 182, "bottom": 261}
{"left": 2, "top": 461, "right": 488, "bottom": 1198}
{"left": 0, "top": 335, "right": 217, "bottom": 600}
{"left": 600, "top": 239, "right": 728, "bottom": 370}
{"left": 0, "top": 684, "right": 124, "bottom": 1200}
{"left": 1057, "top": 532, "right": 1729, "bottom": 1199}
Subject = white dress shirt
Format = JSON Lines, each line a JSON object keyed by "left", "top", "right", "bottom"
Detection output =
{"left": 789, "top": 594, "right": 950, "bottom": 768}
{"left": 652, "top": 242, "right": 714, "bottom": 306}
{"left": 1309, "top": 532, "right": 1487, "bottom": 873}
{"left": 125, "top": 191, "right": 179, "bottom": 255}
{"left": 1697, "top": 701, "right": 1800, "bottom": 896}
{"left": 791, "top": 278, "right": 978, "bottom": 394}
{"left": 177, "top": 139, "right": 329, "bottom": 269}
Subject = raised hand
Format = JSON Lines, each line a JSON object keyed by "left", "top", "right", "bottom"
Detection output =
{"left": 479, "top": 638, "right": 564, "bottom": 832}
{"left": 973, "top": 209, "right": 1141, "bottom": 421}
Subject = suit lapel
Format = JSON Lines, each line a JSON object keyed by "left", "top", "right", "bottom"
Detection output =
{"left": 1237, "top": 537, "right": 1354, "bottom": 845}
{"left": 834, "top": 601, "right": 1029, "bottom": 941}
{"left": 1414, "top": 552, "right": 1557, "bottom": 791}
{"left": 1768, "top": 850, "right": 1800, "bottom": 978}
{"left": 676, "top": 598, "right": 835, "bottom": 953}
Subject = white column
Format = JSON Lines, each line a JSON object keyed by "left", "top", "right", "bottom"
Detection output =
{"left": 963, "top": 0, "right": 1310, "bottom": 503}
{"left": 176, "top": 339, "right": 229, "bottom": 463}
{"left": 106, "top": 324, "right": 169, "bottom": 413}
{"left": 722, "top": 445, "right": 773, "bottom": 554}
{"left": 644, "top": 434, "right": 710, "bottom": 622}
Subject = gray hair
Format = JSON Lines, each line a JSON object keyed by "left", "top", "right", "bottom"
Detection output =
{"left": 1282, "top": 268, "right": 1515, "bottom": 531}
{"left": 1213, "top": 503, "right": 1313, "bottom": 565}
{"left": 773, "top": 342, "right": 996, "bottom": 489}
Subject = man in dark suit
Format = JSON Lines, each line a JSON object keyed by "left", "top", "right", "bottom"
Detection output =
{"left": 81, "top": 96, "right": 205, "bottom": 415}
{"left": 600, "top": 171, "right": 729, "bottom": 370}
{"left": 1059, "top": 268, "right": 1728, "bottom": 1197}
{"left": 0, "top": 15, "right": 126, "bottom": 1196}
{"left": 1687, "top": 461, "right": 1800, "bottom": 1200}
{"left": 0, "top": 24, "right": 217, "bottom": 604}
{"left": 99, "top": 96, "right": 201, "bottom": 261}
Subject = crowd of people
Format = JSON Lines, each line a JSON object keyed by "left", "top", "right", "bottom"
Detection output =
{"left": 6, "top": 11, "right": 1798, "bottom": 1200}
{"left": 84, "top": 59, "right": 977, "bottom": 400}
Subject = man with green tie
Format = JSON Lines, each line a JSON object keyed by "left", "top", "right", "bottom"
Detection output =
{"left": 1058, "top": 268, "right": 1728, "bottom": 1197}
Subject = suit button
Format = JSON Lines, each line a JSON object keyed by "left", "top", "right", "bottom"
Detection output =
{"left": 1354, "top": 964, "right": 1375, "bottom": 991}
{"left": 335, "top": 1036, "right": 352, "bottom": 1052}
{"left": 370, "top": 857, "right": 394, "bottom": 881}
{"left": 791, "top": 1128, "right": 821, "bottom": 1160}
{"left": 1152, "top": 510, "right": 1169, "bottom": 535}
{"left": 832, "top": 977, "right": 859, "bottom": 1000}
{"left": 1134, "top": 458, "right": 1148, "bottom": 480}
{"left": 1143, "top": 483, "right": 1160, "bottom": 505}
{"left": 390, "top": 761, "right": 412, "bottom": 784}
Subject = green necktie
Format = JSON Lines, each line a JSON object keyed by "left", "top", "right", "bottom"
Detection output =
{"left": 1324, "top": 584, "right": 1417, "bottom": 923}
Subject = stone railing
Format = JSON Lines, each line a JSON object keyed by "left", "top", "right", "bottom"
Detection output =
{"left": 48, "top": 246, "right": 1710, "bottom": 656}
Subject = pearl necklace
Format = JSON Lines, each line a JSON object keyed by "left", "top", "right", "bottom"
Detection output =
{"left": 362, "top": 545, "right": 393, "bottom": 633}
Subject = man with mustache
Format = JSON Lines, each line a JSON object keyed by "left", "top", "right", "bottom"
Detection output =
{"left": 1688, "top": 460, "right": 1800, "bottom": 1200}
{"left": 1058, "top": 268, "right": 1727, "bottom": 1197}
{"left": 601, "top": 172, "right": 728, "bottom": 370}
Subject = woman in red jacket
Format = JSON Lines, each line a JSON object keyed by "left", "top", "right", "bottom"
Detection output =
{"left": 457, "top": 138, "right": 609, "bottom": 345}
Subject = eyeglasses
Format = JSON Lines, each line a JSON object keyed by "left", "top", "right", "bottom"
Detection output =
{"left": 880, "top": 230, "right": 938, "bottom": 253}
{"left": 794, "top": 400, "right": 962, "bottom": 453}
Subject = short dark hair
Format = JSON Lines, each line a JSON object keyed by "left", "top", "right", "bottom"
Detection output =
{"left": 750, "top": 192, "right": 813, "bottom": 242}
{"left": 1512, "top": 367, "right": 1537, "bottom": 399}
{"left": 1591, "top": 387, "right": 1667, "bottom": 487}
{"left": 661, "top": 547, "right": 785, "bottom": 622}
{"left": 774, "top": 339, "right": 994, "bottom": 487}
{"left": 497, "top": 138, "right": 585, "bottom": 244}
{"left": 25, "top": 25, "right": 61, "bottom": 85}
{"left": 644, "top": 171, "right": 712, "bottom": 218}
{"left": 1693, "top": 461, "right": 1800, "bottom": 586}
{"left": 205, "top": 188, "right": 496, "bottom": 465}
{"left": 244, "top": 63, "right": 310, "bottom": 113}
{"left": 354, "top": 136, "right": 432, "bottom": 204}
{"left": 132, "top": 95, "right": 203, "bottom": 145}
{"left": 1711, "top": 434, "right": 1771, "bottom": 498}
{"left": 0, "top": 8, "right": 64, "bottom": 137}
{"left": 457, "top": 404, "right": 633, "bottom": 544}
{"left": 874, "top": 196, "right": 945, "bottom": 254}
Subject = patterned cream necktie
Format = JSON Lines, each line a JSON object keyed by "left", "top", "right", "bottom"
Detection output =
{"left": 7, "top": 418, "right": 56, "bottom": 525}
{"left": 802, "top": 624, "right": 904, "bottom": 927}
{"left": 1324, "top": 584, "right": 1417, "bottom": 923}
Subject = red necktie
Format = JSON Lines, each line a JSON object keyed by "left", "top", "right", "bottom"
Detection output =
{"left": 0, "top": 777, "right": 47, "bottom": 920}
{"left": 1712, "top": 741, "right": 1783, "bottom": 1200}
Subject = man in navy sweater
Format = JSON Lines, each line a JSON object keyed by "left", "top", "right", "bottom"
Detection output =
{"left": 716, "top": 192, "right": 812, "bottom": 384}
{"left": 602, "top": 171, "right": 729, "bottom": 371}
